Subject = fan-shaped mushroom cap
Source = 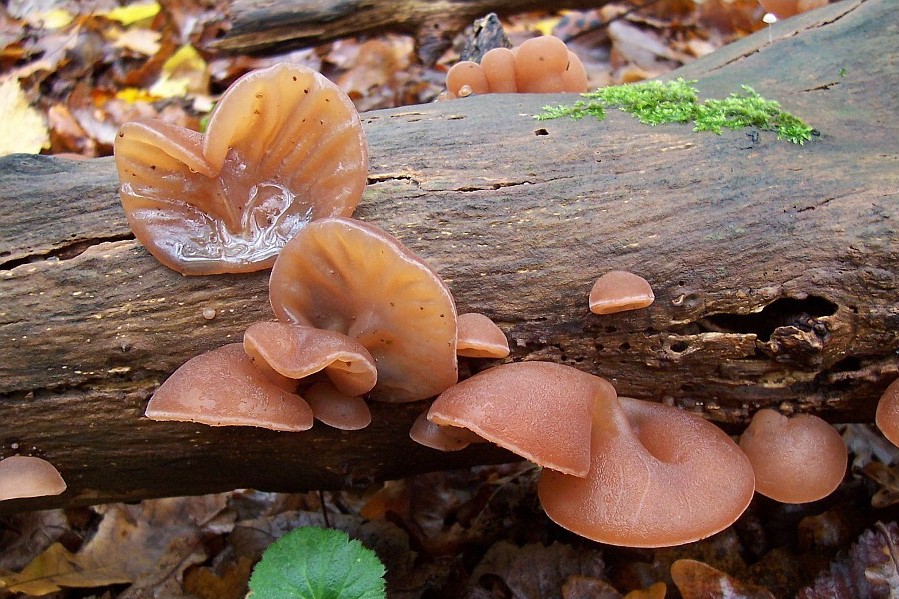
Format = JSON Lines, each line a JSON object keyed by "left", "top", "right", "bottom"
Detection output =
{"left": 481, "top": 48, "right": 518, "bottom": 93}
{"left": 270, "top": 217, "right": 458, "bottom": 403}
{"left": 876, "top": 379, "right": 899, "bottom": 447}
{"left": 114, "top": 63, "right": 368, "bottom": 274}
{"left": 446, "top": 61, "right": 490, "bottom": 97}
{"left": 538, "top": 396, "right": 755, "bottom": 547}
{"left": 0, "top": 456, "right": 67, "bottom": 501}
{"left": 588, "top": 270, "right": 655, "bottom": 315}
{"left": 305, "top": 382, "right": 372, "bottom": 430}
{"left": 410, "top": 410, "right": 484, "bottom": 451}
{"left": 145, "top": 343, "right": 314, "bottom": 431}
{"left": 456, "top": 312, "right": 510, "bottom": 358}
{"left": 244, "top": 321, "right": 377, "bottom": 397}
{"left": 428, "top": 361, "right": 614, "bottom": 476}
{"left": 739, "top": 409, "right": 846, "bottom": 503}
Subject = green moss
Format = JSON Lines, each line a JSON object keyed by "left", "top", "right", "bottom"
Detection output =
{"left": 536, "top": 78, "right": 815, "bottom": 144}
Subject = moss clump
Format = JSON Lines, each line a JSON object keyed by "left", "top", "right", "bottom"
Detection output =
{"left": 536, "top": 78, "right": 815, "bottom": 144}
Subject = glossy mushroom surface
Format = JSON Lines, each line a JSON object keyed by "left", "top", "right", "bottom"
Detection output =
{"left": 305, "top": 382, "right": 372, "bottom": 430}
{"left": 410, "top": 410, "right": 484, "bottom": 451}
{"left": 875, "top": 378, "right": 899, "bottom": 447}
{"left": 270, "top": 217, "right": 458, "bottom": 402}
{"left": 538, "top": 396, "right": 755, "bottom": 547}
{"left": 145, "top": 343, "right": 314, "bottom": 431}
{"left": 428, "top": 361, "right": 614, "bottom": 476}
{"left": 114, "top": 63, "right": 368, "bottom": 274}
{"left": 456, "top": 312, "right": 510, "bottom": 358}
{"left": 739, "top": 409, "right": 846, "bottom": 503}
{"left": 0, "top": 456, "right": 67, "bottom": 501}
{"left": 588, "top": 270, "right": 655, "bottom": 315}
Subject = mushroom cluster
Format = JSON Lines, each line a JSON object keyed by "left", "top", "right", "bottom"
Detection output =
{"left": 442, "top": 35, "right": 588, "bottom": 100}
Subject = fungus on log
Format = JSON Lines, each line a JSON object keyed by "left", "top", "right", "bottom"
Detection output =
{"left": 1, "top": 0, "right": 897, "bottom": 512}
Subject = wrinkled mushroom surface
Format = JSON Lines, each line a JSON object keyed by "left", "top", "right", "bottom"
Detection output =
{"left": 114, "top": 63, "right": 368, "bottom": 274}
{"left": 0, "top": 456, "right": 67, "bottom": 501}
{"left": 739, "top": 409, "right": 846, "bottom": 503}
{"left": 146, "top": 343, "right": 314, "bottom": 431}
{"left": 270, "top": 217, "right": 458, "bottom": 402}
{"left": 538, "top": 396, "right": 755, "bottom": 547}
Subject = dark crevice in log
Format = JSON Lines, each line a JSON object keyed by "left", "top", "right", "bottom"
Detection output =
{"left": 0, "top": 234, "right": 135, "bottom": 271}
{"left": 698, "top": 296, "right": 839, "bottom": 342}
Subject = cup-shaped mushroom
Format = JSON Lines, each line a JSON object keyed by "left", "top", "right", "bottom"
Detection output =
{"left": 270, "top": 217, "right": 458, "bottom": 403}
{"left": 410, "top": 409, "right": 484, "bottom": 451}
{"left": 739, "top": 409, "right": 846, "bottom": 503}
{"left": 0, "top": 456, "right": 67, "bottom": 501}
{"left": 305, "top": 382, "right": 372, "bottom": 430}
{"left": 456, "top": 312, "right": 510, "bottom": 358}
{"left": 446, "top": 61, "right": 490, "bottom": 97}
{"left": 244, "top": 321, "right": 377, "bottom": 397}
{"left": 114, "top": 63, "right": 368, "bottom": 274}
{"left": 538, "top": 396, "right": 755, "bottom": 547}
{"left": 876, "top": 379, "right": 899, "bottom": 447}
{"left": 514, "top": 36, "right": 585, "bottom": 93}
{"left": 145, "top": 343, "right": 314, "bottom": 431}
{"left": 481, "top": 48, "right": 518, "bottom": 93}
{"left": 588, "top": 270, "right": 655, "bottom": 315}
{"left": 428, "top": 361, "right": 614, "bottom": 477}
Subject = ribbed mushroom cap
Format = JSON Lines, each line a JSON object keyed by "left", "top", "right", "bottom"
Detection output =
{"left": 456, "top": 312, "right": 510, "bottom": 358}
{"left": 588, "top": 270, "right": 655, "bottom": 315}
{"left": 305, "top": 382, "right": 372, "bottom": 430}
{"left": 876, "top": 379, "right": 899, "bottom": 447}
{"left": 410, "top": 410, "right": 484, "bottom": 451}
{"left": 145, "top": 343, "right": 314, "bottom": 431}
{"left": 538, "top": 396, "right": 755, "bottom": 547}
{"left": 428, "top": 361, "right": 614, "bottom": 476}
{"left": 0, "top": 456, "right": 67, "bottom": 501}
{"left": 114, "top": 63, "right": 368, "bottom": 274}
{"left": 270, "top": 217, "right": 458, "bottom": 403}
{"left": 739, "top": 409, "right": 846, "bottom": 503}
{"left": 244, "top": 321, "right": 377, "bottom": 397}
{"left": 481, "top": 48, "right": 518, "bottom": 93}
{"left": 446, "top": 61, "right": 490, "bottom": 97}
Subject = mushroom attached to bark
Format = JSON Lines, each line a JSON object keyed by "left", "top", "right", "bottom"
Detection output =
{"left": 145, "top": 343, "right": 314, "bottom": 431}
{"left": 270, "top": 217, "right": 458, "bottom": 402}
{"left": 874, "top": 379, "right": 899, "bottom": 447}
{"left": 588, "top": 270, "right": 655, "bottom": 315}
{"left": 428, "top": 361, "right": 614, "bottom": 476}
{"left": 739, "top": 409, "right": 846, "bottom": 503}
{"left": 114, "top": 63, "right": 368, "bottom": 274}
{"left": 0, "top": 456, "right": 67, "bottom": 501}
{"left": 456, "top": 312, "right": 510, "bottom": 358}
{"left": 305, "top": 382, "right": 372, "bottom": 430}
{"left": 410, "top": 409, "right": 484, "bottom": 451}
{"left": 538, "top": 396, "right": 755, "bottom": 547}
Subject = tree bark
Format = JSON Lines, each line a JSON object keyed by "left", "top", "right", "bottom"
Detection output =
{"left": 1, "top": 0, "right": 896, "bottom": 513}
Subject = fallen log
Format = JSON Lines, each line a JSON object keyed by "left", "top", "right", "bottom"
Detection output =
{"left": 1, "top": 0, "right": 896, "bottom": 513}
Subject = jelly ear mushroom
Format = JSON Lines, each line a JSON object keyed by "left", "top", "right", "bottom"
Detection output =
{"left": 0, "top": 456, "right": 67, "bottom": 501}
{"left": 480, "top": 48, "right": 518, "bottom": 93}
{"left": 876, "top": 378, "right": 899, "bottom": 447}
{"left": 538, "top": 396, "right": 755, "bottom": 547}
{"left": 410, "top": 409, "right": 484, "bottom": 451}
{"left": 739, "top": 409, "right": 846, "bottom": 503}
{"left": 145, "top": 344, "right": 314, "bottom": 431}
{"left": 270, "top": 217, "right": 458, "bottom": 403}
{"left": 514, "top": 36, "right": 588, "bottom": 93}
{"left": 428, "top": 362, "right": 614, "bottom": 476}
{"left": 589, "top": 270, "right": 655, "bottom": 315}
{"left": 244, "top": 321, "right": 377, "bottom": 397}
{"left": 456, "top": 312, "right": 510, "bottom": 358}
{"left": 305, "top": 382, "right": 372, "bottom": 430}
{"left": 114, "top": 63, "right": 368, "bottom": 275}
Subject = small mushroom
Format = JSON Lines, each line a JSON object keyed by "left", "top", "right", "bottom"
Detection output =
{"left": 480, "top": 47, "right": 518, "bottom": 93}
{"left": 243, "top": 321, "right": 377, "bottom": 397}
{"left": 145, "top": 343, "right": 314, "bottom": 431}
{"left": 739, "top": 409, "right": 847, "bottom": 503}
{"left": 513, "top": 36, "right": 587, "bottom": 93}
{"left": 456, "top": 312, "right": 510, "bottom": 358}
{"left": 588, "top": 270, "right": 655, "bottom": 315}
{"left": 269, "top": 217, "right": 458, "bottom": 402}
{"left": 874, "top": 378, "right": 899, "bottom": 447}
{"left": 445, "top": 61, "right": 490, "bottom": 97}
{"left": 114, "top": 63, "right": 368, "bottom": 274}
{"left": 0, "top": 455, "right": 67, "bottom": 501}
{"left": 538, "top": 396, "right": 755, "bottom": 547}
{"left": 305, "top": 382, "right": 372, "bottom": 430}
{"left": 409, "top": 409, "right": 484, "bottom": 451}
{"left": 428, "top": 361, "right": 614, "bottom": 476}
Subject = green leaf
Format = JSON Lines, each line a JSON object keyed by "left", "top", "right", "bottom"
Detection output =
{"left": 248, "top": 527, "right": 387, "bottom": 599}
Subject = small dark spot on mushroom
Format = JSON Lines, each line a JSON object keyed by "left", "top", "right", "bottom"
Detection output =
{"left": 150, "top": 165, "right": 156, "bottom": 170}
{"left": 118, "top": 132, "right": 124, "bottom": 138}
{"left": 255, "top": 93, "right": 263, "bottom": 99}
{"left": 390, "top": 302, "right": 395, "bottom": 307}
{"left": 440, "top": 314, "right": 445, "bottom": 318}
{"left": 535, "top": 128, "right": 549, "bottom": 136}
{"left": 304, "top": 89, "right": 309, "bottom": 94}
{"left": 325, "top": 98, "right": 330, "bottom": 102}
{"left": 292, "top": 76, "right": 297, "bottom": 81}
{"left": 254, "top": 110, "right": 261, "bottom": 115}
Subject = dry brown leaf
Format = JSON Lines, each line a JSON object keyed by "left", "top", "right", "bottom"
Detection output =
{"left": 671, "top": 559, "right": 776, "bottom": 599}
{"left": 182, "top": 556, "right": 254, "bottom": 599}
{"left": 562, "top": 574, "right": 624, "bottom": 598}
{"left": 0, "top": 76, "right": 49, "bottom": 155}
{"left": 624, "top": 582, "right": 667, "bottom": 599}
{"left": 862, "top": 462, "right": 899, "bottom": 508}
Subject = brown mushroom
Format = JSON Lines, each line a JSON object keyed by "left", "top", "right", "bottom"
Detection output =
{"left": 409, "top": 409, "right": 484, "bottom": 451}
{"left": 0, "top": 455, "right": 67, "bottom": 501}
{"left": 243, "top": 321, "right": 377, "bottom": 397}
{"left": 269, "top": 217, "right": 458, "bottom": 402}
{"left": 456, "top": 312, "right": 510, "bottom": 358}
{"left": 538, "top": 396, "right": 755, "bottom": 547}
{"left": 445, "top": 61, "right": 490, "bottom": 97}
{"left": 305, "top": 382, "right": 372, "bottom": 430}
{"left": 428, "top": 361, "right": 614, "bottom": 476}
{"left": 588, "top": 270, "right": 655, "bottom": 315}
{"left": 145, "top": 343, "right": 314, "bottom": 431}
{"left": 114, "top": 63, "right": 368, "bottom": 275}
{"left": 738, "top": 409, "right": 846, "bottom": 503}
{"left": 480, "top": 47, "right": 518, "bottom": 93}
{"left": 874, "top": 378, "right": 899, "bottom": 447}
{"left": 514, "top": 36, "right": 587, "bottom": 93}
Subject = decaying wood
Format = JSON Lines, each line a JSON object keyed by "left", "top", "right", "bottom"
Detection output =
{"left": 213, "top": 0, "right": 608, "bottom": 62}
{"left": 1, "top": 0, "right": 897, "bottom": 512}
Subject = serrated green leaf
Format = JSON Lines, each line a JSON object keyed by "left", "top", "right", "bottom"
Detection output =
{"left": 248, "top": 527, "right": 386, "bottom": 599}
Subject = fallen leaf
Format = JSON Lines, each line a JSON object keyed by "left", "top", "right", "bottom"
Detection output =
{"left": 624, "top": 582, "right": 667, "bottom": 599}
{"left": 671, "top": 559, "right": 776, "bottom": 599}
{"left": 562, "top": 574, "right": 623, "bottom": 598}
{"left": 862, "top": 462, "right": 899, "bottom": 508}
{"left": 0, "top": 76, "right": 50, "bottom": 155}
{"left": 149, "top": 44, "right": 209, "bottom": 98}
{"left": 183, "top": 556, "right": 254, "bottom": 599}
{"left": 102, "top": 2, "right": 161, "bottom": 26}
